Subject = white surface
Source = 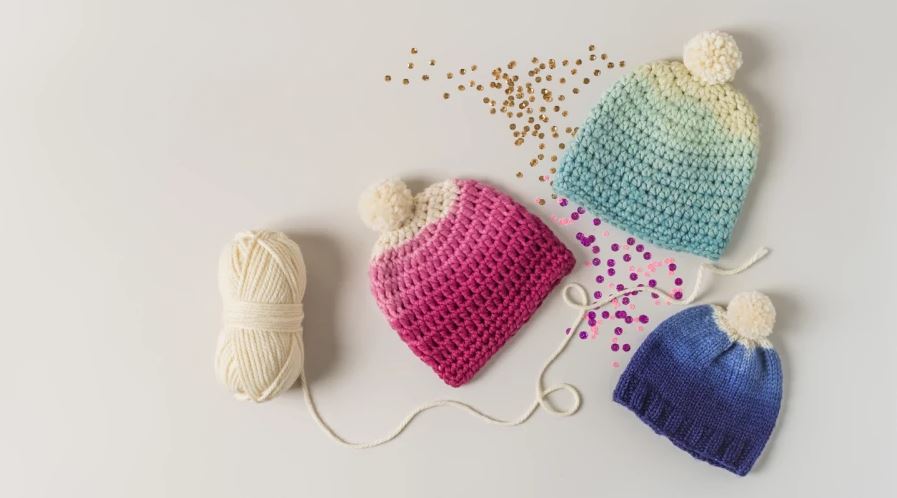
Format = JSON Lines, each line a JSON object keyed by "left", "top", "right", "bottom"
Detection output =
{"left": 1, "top": 1, "right": 895, "bottom": 497}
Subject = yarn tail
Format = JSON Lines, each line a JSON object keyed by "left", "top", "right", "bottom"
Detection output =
{"left": 301, "top": 247, "right": 769, "bottom": 448}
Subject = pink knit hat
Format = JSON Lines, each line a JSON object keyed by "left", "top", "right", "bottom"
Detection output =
{"left": 359, "top": 178, "right": 575, "bottom": 387}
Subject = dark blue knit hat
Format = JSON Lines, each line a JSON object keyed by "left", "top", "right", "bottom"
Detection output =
{"left": 613, "top": 291, "right": 782, "bottom": 476}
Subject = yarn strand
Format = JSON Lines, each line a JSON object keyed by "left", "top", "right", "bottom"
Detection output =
{"left": 217, "top": 233, "right": 768, "bottom": 447}
{"left": 298, "top": 247, "right": 769, "bottom": 448}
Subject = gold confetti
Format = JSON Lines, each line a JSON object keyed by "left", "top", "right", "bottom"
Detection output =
{"left": 619, "top": 60, "right": 626, "bottom": 67}
{"left": 388, "top": 44, "right": 623, "bottom": 187}
{"left": 537, "top": 198, "right": 546, "bottom": 205}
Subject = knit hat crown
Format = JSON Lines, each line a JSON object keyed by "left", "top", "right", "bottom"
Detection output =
{"left": 554, "top": 31, "right": 759, "bottom": 260}
{"left": 360, "top": 178, "right": 575, "bottom": 387}
{"left": 613, "top": 291, "right": 782, "bottom": 476}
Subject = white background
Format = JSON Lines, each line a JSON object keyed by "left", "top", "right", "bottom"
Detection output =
{"left": 1, "top": 1, "right": 895, "bottom": 497}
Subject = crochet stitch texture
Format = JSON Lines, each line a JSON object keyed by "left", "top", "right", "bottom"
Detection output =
{"left": 613, "top": 305, "right": 782, "bottom": 476}
{"left": 553, "top": 60, "right": 759, "bottom": 260}
{"left": 368, "top": 179, "right": 575, "bottom": 387}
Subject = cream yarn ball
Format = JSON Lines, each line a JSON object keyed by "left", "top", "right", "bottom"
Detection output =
{"left": 683, "top": 31, "right": 743, "bottom": 85}
{"left": 215, "top": 231, "right": 307, "bottom": 402}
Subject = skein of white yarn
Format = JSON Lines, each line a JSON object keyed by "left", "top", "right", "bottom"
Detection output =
{"left": 215, "top": 231, "right": 307, "bottom": 402}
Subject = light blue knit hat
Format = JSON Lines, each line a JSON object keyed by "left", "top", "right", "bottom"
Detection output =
{"left": 553, "top": 31, "right": 759, "bottom": 260}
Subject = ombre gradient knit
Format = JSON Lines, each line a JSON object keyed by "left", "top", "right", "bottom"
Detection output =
{"left": 554, "top": 60, "right": 760, "bottom": 260}
{"left": 369, "top": 179, "right": 575, "bottom": 387}
{"left": 614, "top": 305, "right": 782, "bottom": 476}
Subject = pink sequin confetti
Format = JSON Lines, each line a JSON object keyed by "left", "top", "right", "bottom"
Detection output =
{"left": 545, "top": 203, "right": 682, "bottom": 366}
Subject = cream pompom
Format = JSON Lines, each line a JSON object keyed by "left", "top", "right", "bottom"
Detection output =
{"left": 683, "top": 31, "right": 742, "bottom": 85}
{"left": 359, "top": 179, "right": 414, "bottom": 231}
{"left": 725, "top": 291, "right": 776, "bottom": 343}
